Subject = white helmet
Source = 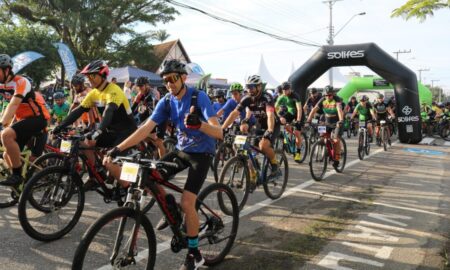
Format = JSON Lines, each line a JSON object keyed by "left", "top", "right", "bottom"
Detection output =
{"left": 246, "top": 75, "right": 262, "bottom": 85}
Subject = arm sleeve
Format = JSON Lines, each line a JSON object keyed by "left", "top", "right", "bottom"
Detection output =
{"left": 59, "top": 106, "right": 90, "bottom": 128}
{"left": 98, "top": 103, "right": 118, "bottom": 131}
{"left": 236, "top": 96, "right": 250, "bottom": 112}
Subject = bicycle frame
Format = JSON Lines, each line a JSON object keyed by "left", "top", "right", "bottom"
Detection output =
{"left": 236, "top": 137, "right": 269, "bottom": 185}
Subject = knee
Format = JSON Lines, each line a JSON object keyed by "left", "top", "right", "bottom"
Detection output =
{"left": 1, "top": 128, "right": 15, "bottom": 142}
{"left": 181, "top": 195, "right": 196, "bottom": 213}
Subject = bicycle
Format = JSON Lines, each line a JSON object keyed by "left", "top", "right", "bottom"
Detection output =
{"left": 357, "top": 120, "right": 372, "bottom": 160}
{"left": 218, "top": 134, "right": 289, "bottom": 211}
{"left": 276, "top": 123, "right": 308, "bottom": 163}
{"left": 17, "top": 132, "right": 154, "bottom": 242}
{"left": 212, "top": 130, "right": 236, "bottom": 183}
{"left": 309, "top": 124, "right": 347, "bottom": 181}
{"left": 72, "top": 154, "right": 239, "bottom": 269}
{"left": 378, "top": 119, "right": 391, "bottom": 151}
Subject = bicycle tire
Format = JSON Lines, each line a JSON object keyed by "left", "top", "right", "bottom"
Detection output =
{"left": 440, "top": 125, "right": 450, "bottom": 141}
{"left": 26, "top": 152, "right": 66, "bottom": 179}
{"left": 197, "top": 183, "right": 239, "bottom": 266}
{"left": 294, "top": 133, "right": 308, "bottom": 164}
{"left": 0, "top": 185, "right": 19, "bottom": 208}
{"left": 309, "top": 141, "right": 328, "bottom": 181}
{"left": 18, "top": 166, "right": 85, "bottom": 242}
{"left": 213, "top": 142, "right": 235, "bottom": 183}
{"left": 358, "top": 131, "right": 365, "bottom": 160}
{"left": 218, "top": 155, "right": 250, "bottom": 213}
{"left": 382, "top": 127, "right": 388, "bottom": 151}
{"left": 365, "top": 134, "right": 371, "bottom": 156}
{"left": 334, "top": 137, "right": 347, "bottom": 173}
{"left": 263, "top": 151, "right": 289, "bottom": 199}
{"left": 72, "top": 207, "right": 156, "bottom": 270}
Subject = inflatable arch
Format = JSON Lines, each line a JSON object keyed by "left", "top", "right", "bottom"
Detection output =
{"left": 337, "top": 76, "right": 433, "bottom": 105}
{"left": 289, "top": 43, "right": 422, "bottom": 144}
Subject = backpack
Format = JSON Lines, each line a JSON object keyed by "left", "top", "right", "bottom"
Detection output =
{"left": 164, "top": 89, "right": 203, "bottom": 120}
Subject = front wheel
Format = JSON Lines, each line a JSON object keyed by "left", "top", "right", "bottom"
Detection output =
{"left": 197, "top": 183, "right": 239, "bottom": 266}
{"left": 72, "top": 207, "right": 156, "bottom": 270}
{"left": 213, "top": 142, "right": 235, "bottom": 183}
{"left": 309, "top": 141, "right": 328, "bottom": 181}
{"left": 358, "top": 131, "right": 365, "bottom": 160}
{"left": 218, "top": 155, "right": 250, "bottom": 213}
{"left": 18, "top": 166, "right": 85, "bottom": 242}
{"left": 381, "top": 127, "right": 388, "bottom": 151}
{"left": 263, "top": 151, "right": 289, "bottom": 199}
{"left": 294, "top": 133, "right": 308, "bottom": 164}
{"left": 334, "top": 138, "right": 347, "bottom": 173}
{"left": 440, "top": 125, "right": 450, "bottom": 141}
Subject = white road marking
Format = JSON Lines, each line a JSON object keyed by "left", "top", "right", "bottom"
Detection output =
{"left": 444, "top": 141, "right": 450, "bottom": 146}
{"left": 419, "top": 137, "right": 434, "bottom": 145}
{"left": 317, "top": 251, "right": 384, "bottom": 269}
{"left": 367, "top": 213, "right": 411, "bottom": 227}
{"left": 341, "top": 241, "right": 393, "bottom": 259}
{"left": 347, "top": 225, "right": 400, "bottom": 242}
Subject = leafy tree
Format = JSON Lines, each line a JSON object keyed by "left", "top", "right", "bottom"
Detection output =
{"left": 391, "top": 0, "right": 450, "bottom": 21}
{"left": 153, "top": 29, "right": 170, "bottom": 43}
{"left": 0, "top": 23, "right": 60, "bottom": 86}
{"left": 0, "top": 0, "right": 178, "bottom": 67}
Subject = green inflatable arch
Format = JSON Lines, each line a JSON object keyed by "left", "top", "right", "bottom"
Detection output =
{"left": 337, "top": 77, "right": 432, "bottom": 105}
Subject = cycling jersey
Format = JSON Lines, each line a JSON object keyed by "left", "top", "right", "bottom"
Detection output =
{"left": 432, "top": 105, "right": 444, "bottom": 116}
{"left": 132, "top": 91, "right": 154, "bottom": 124}
{"left": 354, "top": 103, "right": 374, "bottom": 121}
{"left": 346, "top": 101, "right": 358, "bottom": 114}
{"left": 52, "top": 102, "right": 70, "bottom": 122}
{"left": 373, "top": 101, "right": 388, "bottom": 115}
{"left": 151, "top": 87, "right": 217, "bottom": 154}
{"left": 81, "top": 82, "right": 135, "bottom": 132}
{"left": 236, "top": 91, "right": 276, "bottom": 129}
{"left": 0, "top": 75, "right": 50, "bottom": 121}
{"left": 213, "top": 101, "right": 226, "bottom": 113}
{"left": 317, "top": 96, "right": 342, "bottom": 124}
{"left": 275, "top": 94, "right": 301, "bottom": 117}
{"left": 221, "top": 98, "right": 256, "bottom": 125}
{"left": 305, "top": 95, "right": 322, "bottom": 114}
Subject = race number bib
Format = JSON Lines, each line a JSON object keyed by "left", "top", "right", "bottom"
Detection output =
{"left": 234, "top": 135, "right": 248, "bottom": 145}
{"left": 312, "top": 119, "right": 318, "bottom": 124}
{"left": 120, "top": 162, "right": 140, "bottom": 183}
{"left": 359, "top": 121, "right": 366, "bottom": 127}
{"left": 380, "top": 120, "right": 386, "bottom": 125}
{"left": 60, "top": 140, "right": 72, "bottom": 153}
{"left": 318, "top": 126, "right": 327, "bottom": 134}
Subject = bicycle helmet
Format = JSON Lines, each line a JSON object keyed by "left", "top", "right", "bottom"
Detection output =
{"left": 246, "top": 75, "right": 262, "bottom": 85}
{"left": 377, "top": 93, "right": 384, "bottom": 99}
{"left": 281, "top": 81, "right": 291, "bottom": 90}
{"left": 80, "top": 60, "right": 109, "bottom": 77}
{"left": 324, "top": 85, "right": 334, "bottom": 94}
{"left": 214, "top": 89, "right": 225, "bottom": 98}
{"left": 159, "top": 59, "right": 187, "bottom": 77}
{"left": 53, "top": 92, "right": 65, "bottom": 99}
{"left": 135, "top": 76, "right": 149, "bottom": 86}
{"left": 310, "top": 88, "right": 318, "bottom": 94}
{"left": 0, "top": 54, "right": 13, "bottom": 69}
{"left": 229, "top": 82, "right": 243, "bottom": 92}
{"left": 360, "top": 95, "right": 369, "bottom": 102}
{"left": 438, "top": 102, "right": 445, "bottom": 108}
{"left": 71, "top": 74, "right": 86, "bottom": 86}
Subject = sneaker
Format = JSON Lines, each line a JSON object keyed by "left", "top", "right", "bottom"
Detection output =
{"left": 0, "top": 174, "right": 24, "bottom": 187}
{"left": 294, "top": 152, "right": 302, "bottom": 161}
{"left": 268, "top": 164, "right": 282, "bottom": 179}
{"left": 333, "top": 160, "right": 340, "bottom": 168}
{"left": 180, "top": 253, "right": 205, "bottom": 270}
{"left": 156, "top": 217, "right": 169, "bottom": 231}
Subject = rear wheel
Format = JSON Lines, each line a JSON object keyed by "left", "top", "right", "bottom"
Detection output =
{"left": 294, "top": 133, "right": 308, "bottom": 164}
{"left": 263, "top": 151, "right": 289, "bottom": 199}
{"left": 309, "top": 141, "right": 328, "bottom": 181}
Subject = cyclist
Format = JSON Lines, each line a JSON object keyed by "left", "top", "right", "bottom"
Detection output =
{"left": 0, "top": 54, "right": 50, "bottom": 186}
{"left": 222, "top": 74, "right": 282, "bottom": 178}
{"left": 69, "top": 73, "right": 99, "bottom": 128}
{"left": 306, "top": 85, "right": 344, "bottom": 167}
{"left": 212, "top": 89, "right": 227, "bottom": 116}
{"left": 351, "top": 95, "right": 377, "bottom": 142}
{"left": 54, "top": 60, "right": 137, "bottom": 182}
{"left": 132, "top": 76, "right": 166, "bottom": 158}
{"left": 51, "top": 92, "right": 70, "bottom": 125}
{"left": 304, "top": 88, "right": 323, "bottom": 123}
{"left": 275, "top": 81, "right": 304, "bottom": 161}
{"left": 217, "top": 82, "right": 255, "bottom": 134}
{"left": 373, "top": 93, "right": 395, "bottom": 143}
{"left": 106, "top": 59, "right": 222, "bottom": 270}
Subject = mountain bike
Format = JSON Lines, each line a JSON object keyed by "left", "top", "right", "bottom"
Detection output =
{"left": 379, "top": 119, "right": 391, "bottom": 151}
{"left": 218, "top": 134, "right": 288, "bottom": 211}
{"left": 212, "top": 130, "right": 236, "bottom": 183}
{"left": 309, "top": 124, "right": 347, "bottom": 181}
{"left": 72, "top": 155, "right": 239, "bottom": 269}
{"left": 276, "top": 124, "right": 308, "bottom": 163}
{"left": 357, "top": 120, "right": 372, "bottom": 160}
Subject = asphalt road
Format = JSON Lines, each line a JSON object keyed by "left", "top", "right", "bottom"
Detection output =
{"left": 0, "top": 134, "right": 449, "bottom": 270}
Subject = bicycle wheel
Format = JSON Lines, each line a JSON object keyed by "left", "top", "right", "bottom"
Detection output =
{"left": 357, "top": 131, "right": 365, "bottom": 160}
{"left": 26, "top": 152, "right": 66, "bottom": 179}
{"left": 218, "top": 155, "right": 250, "bottom": 212}
{"left": 72, "top": 206, "right": 156, "bottom": 270}
{"left": 365, "top": 134, "right": 371, "bottom": 156}
{"left": 294, "top": 133, "right": 308, "bottom": 164}
{"left": 382, "top": 127, "right": 388, "bottom": 151}
{"left": 197, "top": 183, "right": 239, "bottom": 266}
{"left": 346, "top": 126, "right": 351, "bottom": 138}
{"left": 309, "top": 141, "right": 328, "bottom": 181}
{"left": 263, "top": 151, "right": 288, "bottom": 199}
{"left": 18, "top": 166, "right": 85, "bottom": 242}
{"left": 440, "top": 125, "right": 450, "bottom": 141}
{"left": 213, "top": 142, "right": 235, "bottom": 183}
{"left": 334, "top": 138, "right": 347, "bottom": 173}
{"left": 0, "top": 182, "right": 19, "bottom": 208}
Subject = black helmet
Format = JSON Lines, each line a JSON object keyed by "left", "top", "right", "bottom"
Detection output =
{"left": 71, "top": 74, "right": 86, "bottom": 86}
{"left": 377, "top": 93, "right": 384, "bottom": 99}
{"left": 160, "top": 59, "right": 187, "bottom": 77}
{"left": 53, "top": 92, "right": 65, "bottom": 100}
{"left": 281, "top": 81, "right": 291, "bottom": 90}
{"left": 324, "top": 85, "right": 334, "bottom": 94}
{"left": 214, "top": 89, "right": 225, "bottom": 98}
{"left": 0, "top": 54, "right": 13, "bottom": 69}
{"left": 311, "top": 88, "right": 318, "bottom": 94}
{"left": 80, "top": 60, "right": 109, "bottom": 77}
{"left": 135, "top": 76, "right": 149, "bottom": 86}
{"left": 360, "top": 95, "right": 369, "bottom": 102}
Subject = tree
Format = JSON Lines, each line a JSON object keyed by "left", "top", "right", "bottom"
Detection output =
{"left": 0, "top": 0, "right": 178, "bottom": 66}
{"left": 0, "top": 23, "right": 60, "bottom": 86}
{"left": 153, "top": 29, "right": 170, "bottom": 43}
{"left": 391, "top": 0, "right": 450, "bottom": 21}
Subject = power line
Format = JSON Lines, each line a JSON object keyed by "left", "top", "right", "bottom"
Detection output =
{"left": 167, "top": 0, "right": 321, "bottom": 47}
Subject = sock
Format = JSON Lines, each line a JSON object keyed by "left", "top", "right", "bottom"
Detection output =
{"left": 296, "top": 148, "right": 301, "bottom": 153}
{"left": 187, "top": 236, "right": 201, "bottom": 257}
{"left": 12, "top": 166, "right": 22, "bottom": 176}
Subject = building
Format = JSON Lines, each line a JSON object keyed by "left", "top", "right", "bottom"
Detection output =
{"left": 151, "top": 39, "right": 191, "bottom": 74}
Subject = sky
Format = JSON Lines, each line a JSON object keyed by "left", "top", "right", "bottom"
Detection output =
{"left": 145, "top": 0, "right": 450, "bottom": 94}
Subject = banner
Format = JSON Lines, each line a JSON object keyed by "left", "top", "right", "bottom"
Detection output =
{"left": 54, "top": 42, "right": 77, "bottom": 81}
{"left": 11, "top": 51, "right": 45, "bottom": 74}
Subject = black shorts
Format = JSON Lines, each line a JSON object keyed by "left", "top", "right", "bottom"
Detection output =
{"left": 255, "top": 123, "right": 281, "bottom": 146}
{"left": 376, "top": 113, "right": 387, "bottom": 125}
{"left": 11, "top": 116, "right": 47, "bottom": 151}
{"left": 28, "top": 131, "right": 48, "bottom": 157}
{"left": 283, "top": 113, "right": 295, "bottom": 123}
{"left": 96, "top": 129, "right": 135, "bottom": 148}
{"left": 159, "top": 150, "right": 212, "bottom": 195}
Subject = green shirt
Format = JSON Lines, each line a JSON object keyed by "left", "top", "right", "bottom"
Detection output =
{"left": 275, "top": 94, "right": 300, "bottom": 115}
{"left": 354, "top": 103, "right": 373, "bottom": 120}
{"left": 52, "top": 102, "right": 70, "bottom": 122}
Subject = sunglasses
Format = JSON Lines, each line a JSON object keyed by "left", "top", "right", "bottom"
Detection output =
{"left": 163, "top": 74, "right": 180, "bottom": 84}
{"left": 246, "top": 84, "right": 258, "bottom": 90}
{"left": 325, "top": 94, "right": 334, "bottom": 97}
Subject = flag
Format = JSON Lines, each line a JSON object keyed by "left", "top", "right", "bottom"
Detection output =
{"left": 11, "top": 51, "right": 45, "bottom": 74}
{"left": 54, "top": 42, "right": 78, "bottom": 81}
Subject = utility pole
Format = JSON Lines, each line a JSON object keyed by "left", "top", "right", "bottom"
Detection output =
{"left": 417, "top": 68, "right": 430, "bottom": 83}
{"left": 431, "top": 79, "right": 441, "bottom": 102}
{"left": 393, "top": 49, "right": 411, "bottom": 61}
{"left": 323, "top": 0, "right": 342, "bottom": 86}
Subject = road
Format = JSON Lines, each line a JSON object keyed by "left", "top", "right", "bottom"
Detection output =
{"left": 0, "top": 134, "right": 449, "bottom": 270}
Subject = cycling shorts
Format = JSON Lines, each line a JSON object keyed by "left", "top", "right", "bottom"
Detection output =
{"left": 10, "top": 116, "right": 47, "bottom": 151}
{"left": 96, "top": 129, "right": 135, "bottom": 149}
{"left": 159, "top": 150, "right": 212, "bottom": 195}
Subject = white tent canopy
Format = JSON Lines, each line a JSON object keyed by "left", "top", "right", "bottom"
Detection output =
{"left": 257, "top": 55, "right": 280, "bottom": 88}
{"left": 309, "top": 67, "right": 348, "bottom": 88}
